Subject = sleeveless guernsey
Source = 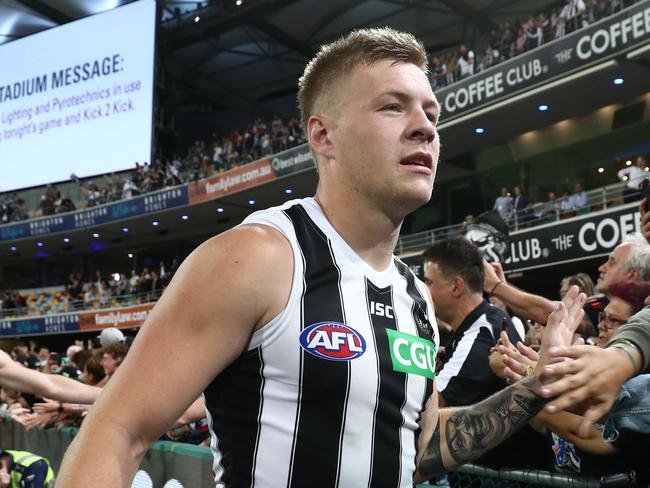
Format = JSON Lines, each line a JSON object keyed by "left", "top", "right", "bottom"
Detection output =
{"left": 203, "top": 197, "right": 439, "bottom": 488}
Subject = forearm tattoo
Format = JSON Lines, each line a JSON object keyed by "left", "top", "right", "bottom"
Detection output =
{"left": 418, "top": 376, "right": 545, "bottom": 478}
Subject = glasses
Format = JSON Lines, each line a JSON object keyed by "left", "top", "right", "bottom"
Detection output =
{"left": 598, "top": 312, "right": 626, "bottom": 330}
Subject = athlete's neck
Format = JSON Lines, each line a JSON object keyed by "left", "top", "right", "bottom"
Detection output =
{"left": 314, "top": 192, "right": 401, "bottom": 272}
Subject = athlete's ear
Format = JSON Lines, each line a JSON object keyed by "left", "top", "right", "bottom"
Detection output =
{"left": 307, "top": 114, "right": 335, "bottom": 161}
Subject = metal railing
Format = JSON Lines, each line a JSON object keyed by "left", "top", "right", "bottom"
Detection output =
{"left": 396, "top": 182, "right": 638, "bottom": 255}
{"left": 0, "top": 289, "right": 162, "bottom": 320}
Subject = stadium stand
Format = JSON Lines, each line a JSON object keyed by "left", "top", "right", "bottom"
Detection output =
{"left": 1, "top": 0, "right": 650, "bottom": 486}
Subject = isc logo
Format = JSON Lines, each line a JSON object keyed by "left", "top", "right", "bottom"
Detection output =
{"left": 299, "top": 322, "right": 366, "bottom": 361}
{"left": 370, "top": 301, "right": 394, "bottom": 318}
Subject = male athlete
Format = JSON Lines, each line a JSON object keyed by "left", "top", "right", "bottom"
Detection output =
{"left": 57, "top": 28, "right": 584, "bottom": 487}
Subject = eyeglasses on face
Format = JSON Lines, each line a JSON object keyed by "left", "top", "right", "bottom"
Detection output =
{"left": 597, "top": 311, "right": 626, "bottom": 330}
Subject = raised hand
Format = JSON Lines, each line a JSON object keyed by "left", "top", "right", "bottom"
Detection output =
{"left": 538, "top": 345, "right": 637, "bottom": 437}
{"left": 497, "top": 334, "right": 539, "bottom": 383}
{"left": 536, "top": 285, "right": 586, "bottom": 372}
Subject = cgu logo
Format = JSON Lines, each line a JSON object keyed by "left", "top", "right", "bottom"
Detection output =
{"left": 370, "top": 301, "right": 394, "bottom": 319}
{"left": 387, "top": 329, "right": 436, "bottom": 379}
{"left": 299, "top": 322, "right": 366, "bottom": 361}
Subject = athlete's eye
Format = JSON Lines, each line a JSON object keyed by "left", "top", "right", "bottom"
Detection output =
{"left": 382, "top": 104, "right": 402, "bottom": 112}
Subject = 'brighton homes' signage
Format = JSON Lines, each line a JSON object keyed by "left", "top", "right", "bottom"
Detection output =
{"left": 436, "top": 2, "right": 650, "bottom": 119}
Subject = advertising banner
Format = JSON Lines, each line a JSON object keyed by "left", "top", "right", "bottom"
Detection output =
{"left": 78, "top": 302, "right": 154, "bottom": 331}
{"left": 0, "top": 187, "right": 189, "bottom": 242}
{"left": 188, "top": 159, "right": 276, "bottom": 204}
{"left": 503, "top": 202, "right": 641, "bottom": 271}
{"left": 399, "top": 202, "right": 642, "bottom": 274}
{"left": 0, "top": 313, "right": 79, "bottom": 337}
{"left": 269, "top": 144, "right": 314, "bottom": 176}
{"left": 436, "top": 2, "right": 650, "bottom": 119}
{"left": 0, "top": 144, "right": 317, "bottom": 241}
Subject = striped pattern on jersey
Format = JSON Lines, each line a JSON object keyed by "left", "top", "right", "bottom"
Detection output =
{"left": 437, "top": 300, "right": 518, "bottom": 406}
{"left": 203, "top": 197, "right": 439, "bottom": 488}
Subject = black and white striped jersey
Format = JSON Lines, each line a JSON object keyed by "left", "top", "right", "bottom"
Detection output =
{"left": 437, "top": 300, "right": 519, "bottom": 406}
{"left": 203, "top": 197, "right": 439, "bottom": 488}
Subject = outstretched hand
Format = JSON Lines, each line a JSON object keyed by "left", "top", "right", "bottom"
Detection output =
{"left": 496, "top": 332, "right": 539, "bottom": 383}
{"left": 535, "top": 285, "right": 586, "bottom": 372}
{"left": 538, "top": 345, "right": 636, "bottom": 437}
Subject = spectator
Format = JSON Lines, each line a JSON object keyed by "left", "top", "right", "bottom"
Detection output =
{"left": 595, "top": 233, "right": 650, "bottom": 295}
{"left": 431, "top": 55, "right": 448, "bottom": 87}
{"left": 423, "top": 238, "right": 520, "bottom": 407}
{"left": 493, "top": 187, "right": 514, "bottom": 222}
{"left": 561, "top": 0, "right": 587, "bottom": 34}
{"left": 559, "top": 189, "right": 575, "bottom": 217}
{"left": 121, "top": 177, "right": 140, "bottom": 200}
{"left": 538, "top": 191, "right": 560, "bottom": 221}
{"left": 524, "top": 16, "right": 543, "bottom": 50}
{"left": 115, "top": 273, "right": 129, "bottom": 296}
{"left": 99, "top": 342, "right": 129, "bottom": 385}
{"left": 570, "top": 182, "right": 589, "bottom": 212}
{"left": 515, "top": 26, "right": 526, "bottom": 54}
{"left": 560, "top": 272, "right": 596, "bottom": 299}
{"left": 98, "top": 279, "right": 112, "bottom": 308}
{"left": 513, "top": 185, "right": 532, "bottom": 225}
{"left": 479, "top": 46, "right": 500, "bottom": 71}
{"left": 128, "top": 270, "right": 140, "bottom": 295}
{"left": 83, "top": 284, "right": 97, "bottom": 308}
{"left": 618, "top": 155, "right": 648, "bottom": 203}
{"left": 139, "top": 267, "right": 151, "bottom": 294}
{"left": 457, "top": 43, "right": 475, "bottom": 79}
{"left": 595, "top": 281, "right": 649, "bottom": 347}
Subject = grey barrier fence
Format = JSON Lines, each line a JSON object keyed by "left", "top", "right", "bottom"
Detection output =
{"left": 1, "top": 420, "right": 635, "bottom": 488}
{"left": 0, "top": 420, "right": 214, "bottom": 487}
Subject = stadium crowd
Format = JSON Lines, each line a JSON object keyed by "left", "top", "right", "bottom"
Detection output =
{"left": 0, "top": 259, "right": 178, "bottom": 318}
{"left": 1, "top": 198, "right": 649, "bottom": 482}
{"left": 486, "top": 155, "right": 648, "bottom": 228}
{"left": 0, "top": 0, "right": 639, "bottom": 226}
{"left": 431, "top": 0, "right": 635, "bottom": 86}
{"left": 0, "top": 115, "right": 306, "bottom": 222}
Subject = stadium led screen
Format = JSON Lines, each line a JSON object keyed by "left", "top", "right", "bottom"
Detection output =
{"left": 0, "top": 0, "right": 156, "bottom": 192}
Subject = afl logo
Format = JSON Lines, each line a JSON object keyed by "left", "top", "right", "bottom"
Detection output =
{"left": 299, "top": 322, "right": 366, "bottom": 361}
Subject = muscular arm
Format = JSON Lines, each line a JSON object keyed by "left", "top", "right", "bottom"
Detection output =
{"left": 417, "top": 288, "right": 587, "bottom": 480}
{"left": 0, "top": 350, "right": 101, "bottom": 404}
{"left": 416, "top": 375, "right": 545, "bottom": 480}
{"left": 56, "top": 225, "right": 293, "bottom": 487}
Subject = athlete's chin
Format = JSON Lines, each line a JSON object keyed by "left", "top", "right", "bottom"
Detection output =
{"left": 403, "top": 185, "right": 433, "bottom": 209}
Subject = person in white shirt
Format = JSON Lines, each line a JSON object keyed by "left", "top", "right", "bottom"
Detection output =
{"left": 618, "top": 156, "right": 648, "bottom": 203}
{"left": 569, "top": 182, "right": 589, "bottom": 212}
{"left": 493, "top": 187, "right": 514, "bottom": 222}
{"left": 457, "top": 43, "right": 475, "bottom": 79}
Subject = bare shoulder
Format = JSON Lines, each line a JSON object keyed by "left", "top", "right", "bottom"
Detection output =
{"left": 153, "top": 223, "right": 294, "bottom": 333}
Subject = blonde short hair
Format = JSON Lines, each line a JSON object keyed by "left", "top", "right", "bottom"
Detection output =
{"left": 297, "top": 27, "right": 428, "bottom": 132}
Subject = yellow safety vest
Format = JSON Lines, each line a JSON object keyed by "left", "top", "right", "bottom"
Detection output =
{"left": 2, "top": 450, "right": 55, "bottom": 488}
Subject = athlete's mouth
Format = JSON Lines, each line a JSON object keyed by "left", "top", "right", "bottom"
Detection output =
{"left": 400, "top": 152, "right": 433, "bottom": 169}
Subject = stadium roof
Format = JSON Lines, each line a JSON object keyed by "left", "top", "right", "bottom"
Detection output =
{"left": 1, "top": 0, "right": 564, "bottom": 128}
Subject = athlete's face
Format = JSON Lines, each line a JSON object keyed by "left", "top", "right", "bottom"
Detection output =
{"left": 327, "top": 60, "right": 440, "bottom": 215}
